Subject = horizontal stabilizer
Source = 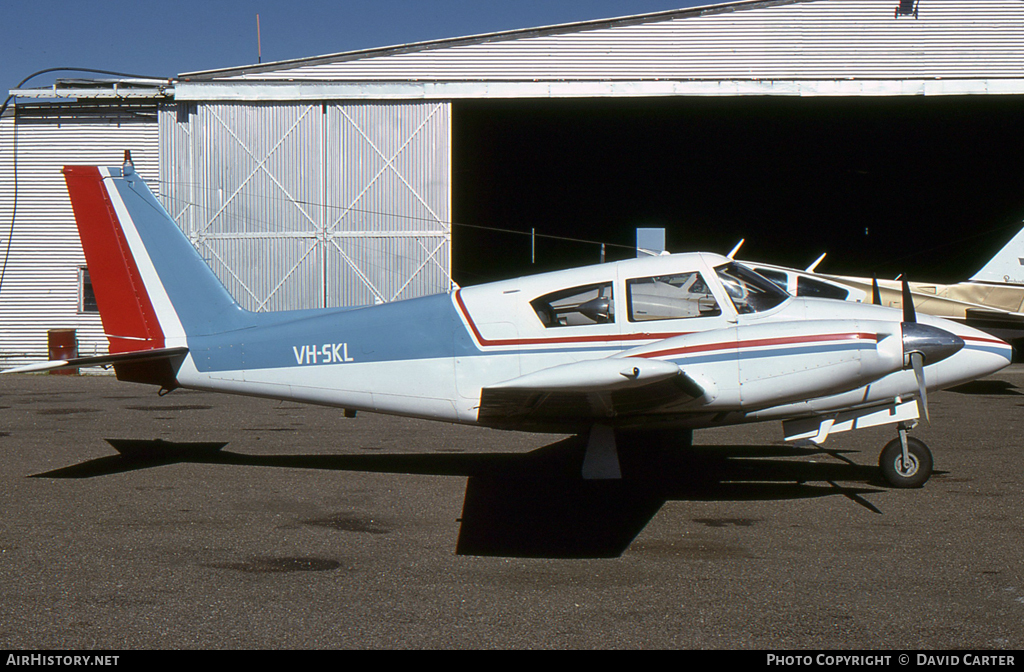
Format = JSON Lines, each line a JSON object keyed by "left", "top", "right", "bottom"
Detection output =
{"left": 2, "top": 346, "right": 188, "bottom": 375}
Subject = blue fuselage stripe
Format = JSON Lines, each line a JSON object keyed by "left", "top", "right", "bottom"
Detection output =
{"left": 664, "top": 342, "right": 873, "bottom": 366}
{"left": 188, "top": 294, "right": 875, "bottom": 374}
{"left": 966, "top": 344, "right": 1013, "bottom": 358}
{"left": 188, "top": 293, "right": 476, "bottom": 372}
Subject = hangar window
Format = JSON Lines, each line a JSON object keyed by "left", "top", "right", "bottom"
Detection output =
{"left": 714, "top": 262, "right": 789, "bottom": 314}
{"left": 626, "top": 272, "right": 721, "bottom": 322}
{"left": 531, "top": 282, "right": 614, "bottom": 327}
{"left": 78, "top": 267, "right": 98, "bottom": 314}
{"left": 796, "top": 276, "right": 850, "bottom": 301}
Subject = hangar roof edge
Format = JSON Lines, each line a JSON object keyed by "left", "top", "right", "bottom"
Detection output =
{"left": 178, "top": 0, "right": 802, "bottom": 81}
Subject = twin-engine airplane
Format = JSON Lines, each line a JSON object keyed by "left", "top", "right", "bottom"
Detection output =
{"left": 4, "top": 161, "right": 1013, "bottom": 489}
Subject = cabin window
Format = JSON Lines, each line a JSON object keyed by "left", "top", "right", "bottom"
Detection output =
{"left": 626, "top": 272, "right": 721, "bottom": 322}
{"left": 796, "top": 276, "right": 850, "bottom": 301}
{"left": 531, "top": 282, "right": 614, "bottom": 327}
{"left": 714, "top": 262, "right": 789, "bottom": 314}
{"left": 752, "top": 267, "right": 789, "bottom": 290}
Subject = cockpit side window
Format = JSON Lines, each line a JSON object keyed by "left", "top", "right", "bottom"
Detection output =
{"left": 626, "top": 272, "right": 721, "bottom": 322}
{"left": 752, "top": 267, "right": 789, "bottom": 291}
{"left": 531, "top": 282, "right": 614, "bottom": 328}
{"left": 714, "top": 262, "right": 789, "bottom": 314}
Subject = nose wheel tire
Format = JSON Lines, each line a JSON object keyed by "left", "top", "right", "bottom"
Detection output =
{"left": 879, "top": 436, "right": 933, "bottom": 488}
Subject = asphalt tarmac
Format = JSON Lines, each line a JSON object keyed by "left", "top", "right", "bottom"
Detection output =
{"left": 1, "top": 369, "right": 1022, "bottom": 650}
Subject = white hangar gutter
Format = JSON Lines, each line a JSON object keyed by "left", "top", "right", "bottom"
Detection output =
{"left": 171, "top": 78, "right": 1024, "bottom": 101}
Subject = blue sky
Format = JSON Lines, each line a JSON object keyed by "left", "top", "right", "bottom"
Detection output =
{"left": 2, "top": 1, "right": 711, "bottom": 96}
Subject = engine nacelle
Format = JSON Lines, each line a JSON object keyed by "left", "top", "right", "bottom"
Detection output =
{"left": 622, "top": 319, "right": 908, "bottom": 411}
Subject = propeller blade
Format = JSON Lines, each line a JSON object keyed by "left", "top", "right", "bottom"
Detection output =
{"left": 901, "top": 322, "right": 963, "bottom": 425}
{"left": 901, "top": 277, "right": 916, "bottom": 323}
{"left": 871, "top": 277, "right": 881, "bottom": 305}
{"left": 909, "top": 350, "right": 929, "bottom": 423}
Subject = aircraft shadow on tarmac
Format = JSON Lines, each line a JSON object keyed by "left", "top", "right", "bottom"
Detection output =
{"left": 32, "top": 436, "right": 894, "bottom": 559}
{"left": 945, "top": 379, "right": 1021, "bottom": 395}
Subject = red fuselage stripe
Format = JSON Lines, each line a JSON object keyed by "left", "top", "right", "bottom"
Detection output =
{"left": 962, "top": 334, "right": 1013, "bottom": 347}
{"left": 636, "top": 332, "right": 878, "bottom": 359}
{"left": 454, "top": 289, "right": 686, "bottom": 347}
{"left": 455, "top": 290, "right": 877, "bottom": 355}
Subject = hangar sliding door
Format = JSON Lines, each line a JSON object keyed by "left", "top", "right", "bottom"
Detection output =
{"left": 325, "top": 102, "right": 451, "bottom": 307}
{"left": 159, "top": 100, "right": 452, "bottom": 312}
{"left": 161, "top": 103, "right": 324, "bottom": 313}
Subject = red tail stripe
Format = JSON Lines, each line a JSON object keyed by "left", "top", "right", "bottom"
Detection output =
{"left": 63, "top": 166, "right": 164, "bottom": 353}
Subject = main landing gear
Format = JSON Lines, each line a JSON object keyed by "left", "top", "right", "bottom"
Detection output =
{"left": 878, "top": 422, "right": 933, "bottom": 488}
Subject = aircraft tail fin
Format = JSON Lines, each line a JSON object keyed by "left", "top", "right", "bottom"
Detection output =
{"left": 63, "top": 160, "right": 250, "bottom": 381}
{"left": 970, "top": 223, "right": 1024, "bottom": 284}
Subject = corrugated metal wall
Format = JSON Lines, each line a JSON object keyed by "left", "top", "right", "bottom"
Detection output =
{"left": 217, "top": 0, "right": 1024, "bottom": 82}
{"left": 159, "top": 100, "right": 451, "bottom": 311}
{"left": 0, "top": 112, "right": 158, "bottom": 366}
{"left": 6, "top": 0, "right": 1022, "bottom": 365}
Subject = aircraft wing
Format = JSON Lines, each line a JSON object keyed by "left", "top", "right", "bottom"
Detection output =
{"left": 963, "top": 307, "right": 1024, "bottom": 330}
{"left": 477, "top": 357, "right": 705, "bottom": 428}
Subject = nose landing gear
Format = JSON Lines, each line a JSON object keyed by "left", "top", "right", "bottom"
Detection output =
{"left": 879, "top": 423, "right": 933, "bottom": 488}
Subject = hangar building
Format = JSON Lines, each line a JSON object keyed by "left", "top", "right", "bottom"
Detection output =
{"left": 2, "top": 0, "right": 1024, "bottom": 366}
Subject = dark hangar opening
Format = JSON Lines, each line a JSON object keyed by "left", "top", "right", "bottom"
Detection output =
{"left": 452, "top": 96, "right": 1024, "bottom": 287}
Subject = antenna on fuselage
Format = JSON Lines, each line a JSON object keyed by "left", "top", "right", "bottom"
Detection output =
{"left": 805, "top": 253, "right": 826, "bottom": 273}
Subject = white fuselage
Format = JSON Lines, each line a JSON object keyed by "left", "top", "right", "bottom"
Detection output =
{"left": 170, "top": 252, "right": 1010, "bottom": 432}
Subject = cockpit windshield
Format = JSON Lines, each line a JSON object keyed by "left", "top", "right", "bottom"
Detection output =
{"left": 714, "top": 262, "right": 790, "bottom": 314}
